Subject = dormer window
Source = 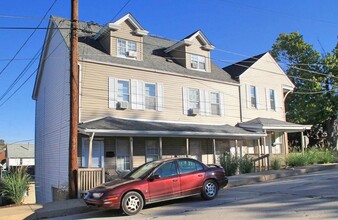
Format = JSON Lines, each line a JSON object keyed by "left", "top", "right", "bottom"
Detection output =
{"left": 117, "top": 39, "right": 137, "bottom": 58}
{"left": 191, "top": 54, "right": 206, "bottom": 71}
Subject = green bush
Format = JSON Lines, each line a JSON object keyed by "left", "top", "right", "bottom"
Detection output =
{"left": 219, "top": 152, "right": 238, "bottom": 176}
{"left": 286, "top": 148, "right": 337, "bottom": 167}
{"left": 0, "top": 167, "right": 32, "bottom": 205}
{"left": 239, "top": 155, "right": 254, "bottom": 174}
{"left": 286, "top": 153, "right": 308, "bottom": 167}
{"left": 270, "top": 157, "right": 282, "bottom": 170}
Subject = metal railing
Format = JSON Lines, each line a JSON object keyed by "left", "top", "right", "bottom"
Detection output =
{"left": 252, "top": 154, "right": 270, "bottom": 172}
{"left": 77, "top": 168, "right": 105, "bottom": 198}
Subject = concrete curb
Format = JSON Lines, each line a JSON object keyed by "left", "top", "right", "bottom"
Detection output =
{"left": 227, "top": 163, "right": 338, "bottom": 188}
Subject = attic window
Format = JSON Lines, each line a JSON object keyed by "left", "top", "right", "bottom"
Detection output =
{"left": 191, "top": 54, "right": 206, "bottom": 71}
{"left": 117, "top": 39, "right": 137, "bottom": 59}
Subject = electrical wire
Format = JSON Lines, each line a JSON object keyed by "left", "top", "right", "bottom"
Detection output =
{"left": 0, "top": 0, "right": 58, "bottom": 76}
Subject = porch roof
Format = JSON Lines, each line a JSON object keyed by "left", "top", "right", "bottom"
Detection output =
{"left": 237, "top": 117, "right": 312, "bottom": 133}
{"left": 78, "top": 117, "right": 265, "bottom": 139}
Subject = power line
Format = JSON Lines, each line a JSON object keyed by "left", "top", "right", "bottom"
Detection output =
{"left": 0, "top": 0, "right": 58, "bottom": 76}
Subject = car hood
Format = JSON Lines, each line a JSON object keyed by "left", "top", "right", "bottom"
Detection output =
{"left": 91, "top": 178, "right": 138, "bottom": 191}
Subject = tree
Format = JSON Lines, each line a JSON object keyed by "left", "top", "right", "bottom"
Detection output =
{"left": 271, "top": 32, "right": 338, "bottom": 147}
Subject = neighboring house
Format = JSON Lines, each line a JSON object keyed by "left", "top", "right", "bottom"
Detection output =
{"left": 6, "top": 144, "right": 35, "bottom": 168}
{"left": 33, "top": 14, "right": 308, "bottom": 203}
{"left": 224, "top": 53, "right": 311, "bottom": 156}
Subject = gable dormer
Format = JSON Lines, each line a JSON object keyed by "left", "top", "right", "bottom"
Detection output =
{"left": 165, "top": 30, "right": 214, "bottom": 72}
{"left": 94, "top": 13, "right": 148, "bottom": 61}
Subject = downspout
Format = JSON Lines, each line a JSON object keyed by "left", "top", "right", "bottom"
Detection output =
{"left": 239, "top": 83, "right": 243, "bottom": 122}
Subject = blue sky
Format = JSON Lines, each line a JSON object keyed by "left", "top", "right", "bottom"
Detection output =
{"left": 0, "top": 0, "right": 337, "bottom": 144}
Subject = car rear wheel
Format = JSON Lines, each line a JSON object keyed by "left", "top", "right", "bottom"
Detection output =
{"left": 201, "top": 179, "right": 218, "bottom": 200}
{"left": 121, "top": 191, "right": 144, "bottom": 216}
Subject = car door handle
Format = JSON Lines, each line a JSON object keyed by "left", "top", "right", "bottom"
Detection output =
{"left": 173, "top": 179, "right": 178, "bottom": 182}
{"left": 198, "top": 174, "right": 203, "bottom": 177}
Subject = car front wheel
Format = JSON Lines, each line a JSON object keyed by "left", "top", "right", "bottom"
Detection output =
{"left": 121, "top": 191, "right": 144, "bottom": 215}
{"left": 201, "top": 179, "right": 218, "bottom": 200}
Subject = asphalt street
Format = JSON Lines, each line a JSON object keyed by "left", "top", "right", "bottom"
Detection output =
{"left": 50, "top": 168, "right": 338, "bottom": 220}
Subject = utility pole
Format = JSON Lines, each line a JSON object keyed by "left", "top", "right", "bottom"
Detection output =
{"left": 69, "top": 0, "right": 79, "bottom": 199}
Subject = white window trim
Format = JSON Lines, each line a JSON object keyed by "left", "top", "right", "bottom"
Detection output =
{"left": 117, "top": 38, "right": 137, "bottom": 59}
{"left": 190, "top": 54, "right": 206, "bottom": 71}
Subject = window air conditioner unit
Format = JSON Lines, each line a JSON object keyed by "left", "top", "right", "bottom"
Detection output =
{"left": 118, "top": 101, "right": 128, "bottom": 109}
{"left": 189, "top": 108, "right": 199, "bottom": 116}
{"left": 191, "top": 62, "right": 198, "bottom": 69}
{"left": 127, "top": 51, "right": 137, "bottom": 58}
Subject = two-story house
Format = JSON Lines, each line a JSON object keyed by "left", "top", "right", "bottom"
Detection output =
{"left": 224, "top": 53, "right": 311, "bottom": 157}
{"left": 33, "top": 14, "right": 308, "bottom": 203}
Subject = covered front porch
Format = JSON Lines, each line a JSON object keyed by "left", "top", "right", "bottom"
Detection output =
{"left": 76, "top": 116, "right": 265, "bottom": 197}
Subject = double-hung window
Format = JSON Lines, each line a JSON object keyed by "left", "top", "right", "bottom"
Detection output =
{"left": 210, "top": 92, "right": 220, "bottom": 115}
{"left": 250, "top": 85, "right": 257, "bottom": 108}
{"left": 117, "top": 80, "right": 130, "bottom": 102}
{"left": 269, "top": 89, "right": 276, "bottom": 111}
{"left": 191, "top": 54, "right": 206, "bottom": 71}
{"left": 145, "top": 83, "right": 156, "bottom": 110}
{"left": 188, "top": 88, "right": 200, "bottom": 109}
{"left": 117, "top": 39, "right": 137, "bottom": 58}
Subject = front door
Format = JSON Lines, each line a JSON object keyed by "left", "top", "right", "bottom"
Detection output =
{"left": 82, "top": 139, "right": 104, "bottom": 168}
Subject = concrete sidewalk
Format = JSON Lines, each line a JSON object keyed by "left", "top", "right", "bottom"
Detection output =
{"left": 1, "top": 163, "right": 337, "bottom": 220}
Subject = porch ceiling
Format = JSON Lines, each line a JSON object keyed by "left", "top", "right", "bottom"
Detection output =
{"left": 78, "top": 116, "right": 265, "bottom": 139}
{"left": 237, "top": 117, "right": 312, "bottom": 133}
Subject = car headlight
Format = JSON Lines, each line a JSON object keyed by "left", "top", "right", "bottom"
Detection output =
{"left": 92, "top": 192, "right": 104, "bottom": 199}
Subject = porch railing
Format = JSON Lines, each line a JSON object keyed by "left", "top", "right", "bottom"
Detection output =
{"left": 252, "top": 154, "right": 270, "bottom": 172}
{"left": 77, "top": 168, "right": 105, "bottom": 198}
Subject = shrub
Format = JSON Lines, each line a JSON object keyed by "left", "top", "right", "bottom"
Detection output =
{"left": 0, "top": 167, "right": 31, "bottom": 205}
{"left": 286, "top": 153, "right": 308, "bottom": 167}
{"left": 270, "top": 157, "right": 282, "bottom": 170}
{"left": 239, "top": 155, "right": 254, "bottom": 174}
{"left": 219, "top": 152, "right": 238, "bottom": 176}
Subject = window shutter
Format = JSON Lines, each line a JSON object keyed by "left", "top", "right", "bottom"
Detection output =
{"left": 274, "top": 90, "right": 279, "bottom": 112}
{"left": 255, "top": 86, "right": 260, "bottom": 109}
{"left": 131, "top": 79, "right": 138, "bottom": 109}
{"left": 157, "top": 83, "right": 163, "bottom": 111}
{"left": 138, "top": 80, "right": 145, "bottom": 110}
{"left": 108, "top": 77, "right": 117, "bottom": 108}
{"left": 199, "top": 89, "right": 206, "bottom": 115}
{"left": 205, "top": 90, "right": 211, "bottom": 115}
{"left": 219, "top": 92, "right": 225, "bottom": 116}
{"left": 183, "top": 87, "right": 188, "bottom": 115}
{"left": 266, "top": 88, "right": 271, "bottom": 110}
{"left": 245, "top": 84, "right": 251, "bottom": 109}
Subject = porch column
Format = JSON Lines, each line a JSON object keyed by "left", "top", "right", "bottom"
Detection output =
{"left": 130, "top": 137, "right": 133, "bottom": 170}
{"left": 301, "top": 132, "right": 305, "bottom": 155}
{"left": 186, "top": 138, "right": 189, "bottom": 157}
{"left": 284, "top": 132, "right": 289, "bottom": 156}
{"left": 263, "top": 130, "right": 267, "bottom": 168}
{"left": 235, "top": 140, "right": 239, "bottom": 175}
{"left": 235, "top": 139, "right": 238, "bottom": 158}
{"left": 88, "top": 132, "right": 95, "bottom": 168}
{"left": 159, "top": 137, "right": 163, "bottom": 159}
{"left": 257, "top": 138, "right": 261, "bottom": 171}
{"left": 212, "top": 139, "right": 216, "bottom": 164}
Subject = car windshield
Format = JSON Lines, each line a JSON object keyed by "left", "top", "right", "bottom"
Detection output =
{"left": 124, "top": 160, "right": 162, "bottom": 180}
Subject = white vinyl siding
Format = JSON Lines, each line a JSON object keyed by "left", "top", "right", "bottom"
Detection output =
{"left": 34, "top": 28, "right": 69, "bottom": 204}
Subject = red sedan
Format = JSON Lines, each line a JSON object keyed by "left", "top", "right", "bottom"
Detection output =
{"left": 84, "top": 158, "right": 228, "bottom": 215}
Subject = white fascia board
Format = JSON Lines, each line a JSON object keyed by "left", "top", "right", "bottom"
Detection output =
{"left": 80, "top": 129, "right": 266, "bottom": 138}
{"left": 262, "top": 125, "right": 312, "bottom": 131}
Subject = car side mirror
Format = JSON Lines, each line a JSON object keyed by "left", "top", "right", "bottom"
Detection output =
{"left": 148, "top": 174, "right": 160, "bottom": 181}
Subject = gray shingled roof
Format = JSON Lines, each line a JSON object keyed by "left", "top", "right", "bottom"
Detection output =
{"left": 79, "top": 116, "right": 264, "bottom": 138}
{"left": 51, "top": 16, "right": 236, "bottom": 83}
{"left": 238, "top": 117, "right": 312, "bottom": 132}
{"left": 223, "top": 52, "right": 266, "bottom": 81}
{"left": 6, "top": 144, "right": 34, "bottom": 158}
